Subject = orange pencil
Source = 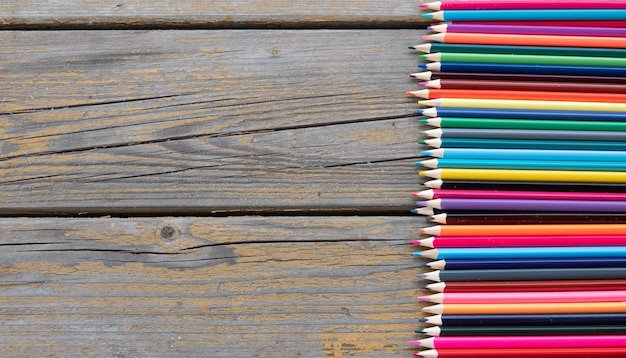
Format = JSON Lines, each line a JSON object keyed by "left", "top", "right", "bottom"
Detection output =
{"left": 423, "top": 301, "right": 626, "bottom": 315}
{"left": 424, "top": 33, "right": 626, "bottom": 49}
{"left": 407, "top": 89, "right": 626, "bottom": 103}
{"left": 420, "top": 224, "right": 626, "bottom": 236}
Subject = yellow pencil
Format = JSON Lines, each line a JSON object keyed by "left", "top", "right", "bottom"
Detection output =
{"left": 420, "top": 168, "right": 626, "bottom": 183}
{"left": 419, "top": 98, "right": 626, "bottom": 112}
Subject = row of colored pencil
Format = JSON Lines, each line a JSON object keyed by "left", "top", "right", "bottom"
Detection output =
{"left": 411, "top": 1, "right": 626, "bottom": 357}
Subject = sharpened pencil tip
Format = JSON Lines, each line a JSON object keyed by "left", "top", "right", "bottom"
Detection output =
{"left": 418, "top": 3, "right": 428, "bottom": 8}
{"left": 417, "top": 64, "right": 428, "bottom": 69}
{"left": 408, "top": 45, "right": 416, "bottom": 50}
{"left": 422, "top": 13, "right": 434, "bottom": 19}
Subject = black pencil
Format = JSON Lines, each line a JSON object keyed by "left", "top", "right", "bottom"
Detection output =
{"left": 429, "top": 212, "right": 626, "bottom": 225}
{"left": 419, "top": 313, "right": 626, "bottom": 326}
{"left": 417, "top": 325, "right": 626, "bottom": 336}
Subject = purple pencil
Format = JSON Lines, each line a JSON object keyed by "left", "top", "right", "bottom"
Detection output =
{"left": 418, "top": 198, "right": 626, "bottom": 212}
{"left": 430, "top": 23, "right": 626, "bottom": 38}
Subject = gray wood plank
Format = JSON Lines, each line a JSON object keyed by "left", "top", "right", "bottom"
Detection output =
{"left": 0, "top": 1, "right": 430, "bottom": 29}
{"left": 0, "top": 30, "right": 426, "bottom": 215}
{"left": 0, "top": 216, "right": 427, "bottom": 357}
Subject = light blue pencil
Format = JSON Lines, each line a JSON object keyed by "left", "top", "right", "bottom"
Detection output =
{"left": 422, "top": 148, "right": 626, "bottom": 162}
{"left": 414, "top": 246, "right": 626, "bottom": 260}
{"left": 418, "top": 158, "right": 626, "bottom": 172}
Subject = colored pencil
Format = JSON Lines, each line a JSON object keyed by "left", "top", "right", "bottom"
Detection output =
{"left": 414, "top": 247, "right": 626, "bottom": 260}
{"left": 424, "top": 257, "right": 626, "bottom": 270}
{"left": 421, "top": 1, "right": 626, "bottom": 11}
{"left": 419, "top": 159, "right": 626, "bottom": 172}
{"left": 420, "top": 168, "right": 626, "bottom": 183}
{"left": 418, "top": 268, "right": 626, "bottom": 282}
{"left": 420, "top": 117, "right": 626, "bottom": 131}
{"left": 454, "top": 20, "right": 626, "bottom": 27}
{"left": 410, "top": 43, "right": 626, "bottom": 58}
{"left": 430, "top": 23, "right": 626, "bottom": 37}
{"left": 420, "top": 138, "right": 626, "bottom": 151}
{"left": 418, "top": 290, "right": 626, "bottom": 304}
{"left": 420, "top": 53, "right": 626, "bottom": 68}
{"left": 420, "top": 223, "right": 626, "bottom": 236}
{"left": 421, "top": 128, "right": 626, "bottom": 140}
{"left": 418, "top": 62, "right": 626, "bottom": 77}
{"left": 422, "top": 9, "right": 626, "bottom": 22}
{"left": 410, "top": 335, "right": 626, "bottom": 349}
{"left": 411, "top": 88, "right": 626, "bottom": 103}
{"left": 422, "top": 302, "right": 626, "bottom": 315}
{"left": 422, "top": 148, "right": 626, "bottom": 162}
{"left": 417, "top": 107, "right": 626, "bottom": 121}
{"left": 426, "top": 280, "right": 626, "bottom": 293}
{"left": 414, "top": 235, "right": 626, "bottom": 248}
{"left": 415, "top": 347, "right": 626, "bottom": 358}
{"left": 420, "top": 313, "right": 626, "bottom": 326}
{"left": 419, "top": 79, "right": 626, "bottom": 93}
{"left": 410, "top": 70, "right": 626, "bottom": 83}
{"left": 420, "top": 97, "right": 626, "bottom": 112}
{"left": 429, "top": 213, "right": 626, "bottom": 225}
{"left": 418, "top": 325, "right": 626, "bottom": 336}
{"left": 424, "top": 179, "right": 626, "bottom": 192}
{"left": 416, "top": 188, "right": 626, "bottom": 200}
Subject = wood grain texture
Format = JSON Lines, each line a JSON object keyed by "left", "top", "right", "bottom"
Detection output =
{"left": 0, "top": 30, "right": 426, "bottom": 215}
{"left": 0, "top": 1, "right": 430, "bottom": 29}
{"left": 0, "top": 216, "right": 427, "bottom": 357}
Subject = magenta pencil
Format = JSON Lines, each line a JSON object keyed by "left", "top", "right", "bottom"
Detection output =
{"left": 414, "top": 189, "right": 626, "bottom": 201}
{"left": 421, "top": 1, "right": 626, "bottom": 10}
{"left": 412, "top": 235, "right": 626, "bottom": 248}
{"left": 431, "top": 23, "right": 626, "bottom": 37}
{"left": 453, "top": 20, "right": 626, "bottom": 28}
{"left": 410, "top": 335, "right": 626, "bottom": 349}
{"left": 418, "top": 290, "right": 626, "bottom": 304}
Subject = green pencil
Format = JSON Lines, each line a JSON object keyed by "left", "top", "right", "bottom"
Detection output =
{"left": 420, "top": 117, "right": 626, "bottom": 132}
{"left": 420, "top": 52, "right": 626, "bottom": 68}
{"left": 410, "top": 43, "right": 626, "bottom": 58}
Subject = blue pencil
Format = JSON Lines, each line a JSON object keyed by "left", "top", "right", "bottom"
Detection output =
{"left": 420, "top": 138, "right": 626, "bottom": 151}
{"left": 424, "top": 9, "right": 626, "bottom": 21}
{"left": 414, "top": 246, "right": 626, "bottom": 260}
{"left": 416, "top": 107, "right": 626, "bottom": 121}
{"left": 425, "top": 258, "right": 626, "bottom": 271}
{"left": 422, "top": 148, "right": 626, "bottom": 162}
{"left": 418, "top": 62, "right": 626, "bottom": 77}
{"left": 418, "top": 158, "right": 626, "bottom": 171}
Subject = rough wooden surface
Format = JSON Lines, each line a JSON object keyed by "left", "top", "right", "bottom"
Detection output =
{"left": 0, "top": 6, "right": 425, "bottom": 357}
{"left": 0, "top": 1, "right": 430, "bottom": 29}
{"left": 0, "top": 216, "right": 426, "bottom": 357}
{"left": 1, "top": 30, "right": 426, "bottom": 216}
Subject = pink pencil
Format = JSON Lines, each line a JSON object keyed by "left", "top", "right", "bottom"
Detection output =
{"left": 414, "top": 189, "right": 626, "bottom": 201}
{"left": 418, "top": 290, "right": 626, "bottom": 304}
{"left": 421, "top": 1, "right": 626, "bottom": 11}
{"left": 412, "top": 235, "right": 626, "bottom": 248}
{"left": 410, "top": 335, "right": 626, "bottom": 349}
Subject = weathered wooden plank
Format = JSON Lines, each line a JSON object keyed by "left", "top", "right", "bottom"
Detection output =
{"left": 0, "top": 1, "right": 430, "bottom": 29}
{"left": 0, "top": 30, "right": 425, "bottom": 215}
{"left": 0, "top": 216, "right": 427, "bottom": 357}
